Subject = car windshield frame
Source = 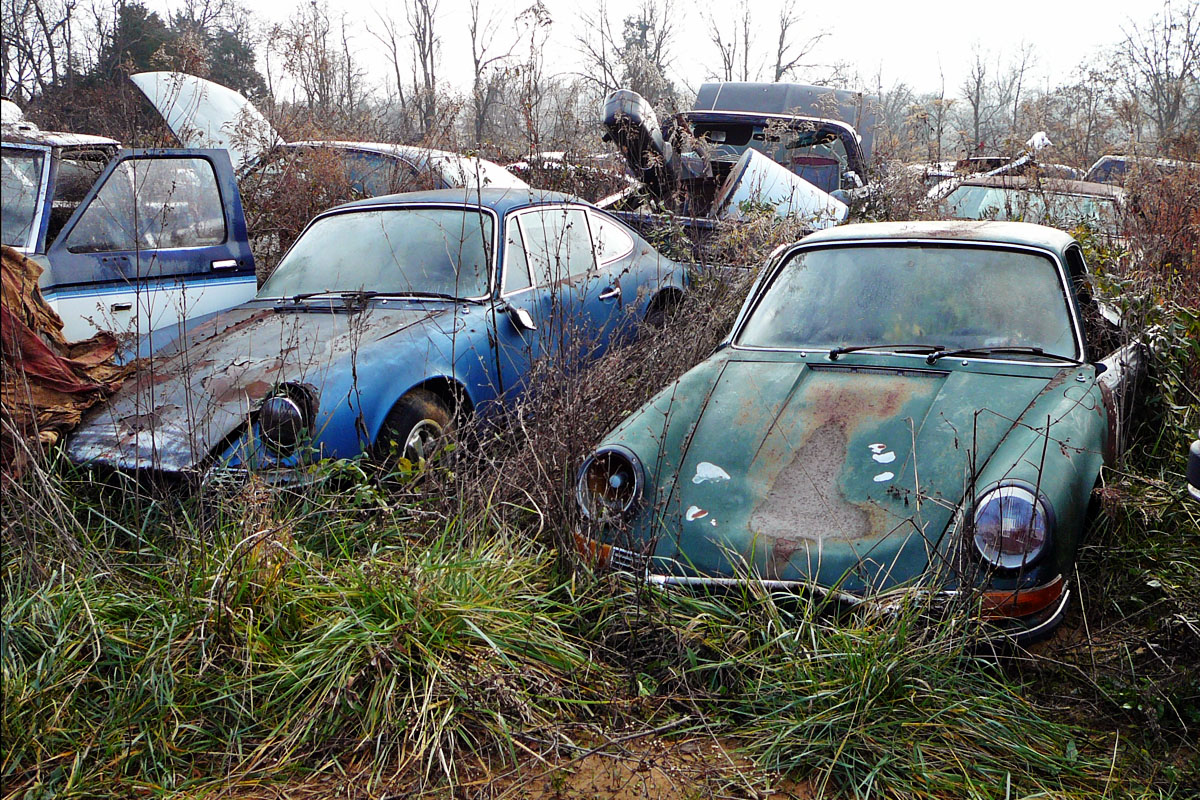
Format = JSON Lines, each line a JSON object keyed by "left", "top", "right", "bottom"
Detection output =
{"left": 732, "top": 239, "right": 1084, "bottom": 364}
{"left": 257, "top": 202, "right": 499, "bottom": 302}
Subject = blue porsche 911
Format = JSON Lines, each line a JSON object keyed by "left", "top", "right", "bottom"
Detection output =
{"left": 66, "top": 188, "right": 687, "bottom": 480}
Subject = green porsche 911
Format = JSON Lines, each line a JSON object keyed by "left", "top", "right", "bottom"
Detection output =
{"left": 576, "top": 221, "right": 1143, "bottom": 641}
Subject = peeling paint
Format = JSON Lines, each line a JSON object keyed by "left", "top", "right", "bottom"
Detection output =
{"left": 693, "top": 461, "right": 731, "bottom": 484}
{"left": 873, "top": 471, "right": 895, "bottom": 482}
{"left": 685, "top": 505, "right": 709, "bottom": 521}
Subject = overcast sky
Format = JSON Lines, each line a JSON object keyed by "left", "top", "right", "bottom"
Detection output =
{"left": 153, "top": 0, "right": 1141, "bottom": 100}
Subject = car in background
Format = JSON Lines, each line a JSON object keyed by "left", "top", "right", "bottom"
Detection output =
{"left": 67, "top": 189, "right": 686, "bottom": 480}
{"left": 130, "top": 71, "right": 529, "bottom": 271}
{"left": 942, "top": 175, "right": 1124, "bottom": 242}
{"left": 1083, "top": 154, "right": 1197, "bottom": 185}
{"left": 2, "top": 107, "right": 255, "bottom": 344}
{"left": 576, "top": 221, "right": 1142, "bottom": 641}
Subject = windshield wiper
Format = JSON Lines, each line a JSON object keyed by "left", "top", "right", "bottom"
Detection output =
{"left": 828, "top": 343, "right": 945, "bottom": 360}
{"left": 925, "top": 346, "right": 1083, "bottom": 365}
{"left": 383, "top": 291, "right": 479, "bottom": 303}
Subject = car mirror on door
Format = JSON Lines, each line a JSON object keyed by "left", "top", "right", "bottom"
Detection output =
{"left": 505, "top": 304, "right": 537, "bottom": 332}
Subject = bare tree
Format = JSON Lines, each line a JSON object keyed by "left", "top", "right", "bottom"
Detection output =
{"left": 1116, "top": 0, "right": 1200, "bottom": 141}
{"left": 772, "top": 0, "right": 826, "bottom": 82}
{"left": 2, "top": 0, "right": 79, "bottom": 99}
{"left": 405, "top": 0, "right": 439, "bottom": 138}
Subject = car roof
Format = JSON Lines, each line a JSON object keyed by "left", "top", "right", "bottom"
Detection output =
{"left": 799, "top": 220, "right": 1079, "bottom": 252}
{"left": 2, "top": 126, "right": 119, "bottom": 148}
{"left": 332, "top": 187, "right": 587, "bottom": 215}
{"left": 953, "top": 174, "right": 1123, "bottom": 199}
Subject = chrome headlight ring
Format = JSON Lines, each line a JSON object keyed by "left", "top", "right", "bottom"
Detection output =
{"left": 576, "top": 445, "right": 645, "bottom": 521}
{"left": 971, "top": 480, "right": 1056, "bottom": 571}
{"left": 258, "top": 383, "right": 318, "bottom": 455}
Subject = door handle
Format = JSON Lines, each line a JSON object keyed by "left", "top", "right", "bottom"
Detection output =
{"left": 598, "top": 286, "right": 620, "bottom": 301}
{"left": 110, "top": 302, "right": 133, "bottom": 312}
{"left": 212, "top": 258, "right": 238, "bottom": 269}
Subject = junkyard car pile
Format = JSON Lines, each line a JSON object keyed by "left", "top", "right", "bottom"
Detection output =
{"left": 4, "top": 77, "right": 1153, "bottom": 641}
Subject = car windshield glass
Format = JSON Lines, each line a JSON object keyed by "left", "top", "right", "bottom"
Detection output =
{"left": 738, "top": 244, "right": 1077, "bottom": 358}
{"left": 945, "top": 185, "right": 1118, "bottom": 234}
{"left": 258, "top": 207, "right": 494, "bottom": 299}
{"left": 692, "top": 119, "right": 849, "bottom": 193}
{"left": 1, "top": 147, "right": 45, "bottom": 248}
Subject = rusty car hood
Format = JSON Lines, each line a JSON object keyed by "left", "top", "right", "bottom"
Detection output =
{"left": 67, "top": 302, "right": 450, "bottom": 472}
{"left": 651, "top": 355, "right": 1062, "bottom": 592}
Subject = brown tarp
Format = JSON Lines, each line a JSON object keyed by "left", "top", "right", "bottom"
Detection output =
{"left": 1, "top": 245, "right": 137, "bottom": 480}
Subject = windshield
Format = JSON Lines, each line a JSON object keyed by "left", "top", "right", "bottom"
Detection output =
{"left": 259, "top": 207, "right": 494, "bottom": 299}
{"left": 945, "top": 185, "right": 1119, "bottom": 235}
{"left": 2, "top": 147, "right": 46, "bottom": 248}
{"left": 738, "top": 244, "right": 1077, "bottom": 359}
{"left": 690, "top": 119, "right": 850, "bottom": 193}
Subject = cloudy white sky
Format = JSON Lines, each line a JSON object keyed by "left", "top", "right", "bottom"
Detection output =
{"left": 153, "top": 0, "right": 1140, "bottom": 99}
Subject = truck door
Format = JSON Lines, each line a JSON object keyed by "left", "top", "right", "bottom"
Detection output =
{"left": 43, "top": 148, "right": 255, "bottom": 343}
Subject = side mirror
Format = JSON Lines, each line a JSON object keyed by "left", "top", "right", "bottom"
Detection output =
{"left": 506, "top": 304, "right": 537, "bottom": 332}
{"left": 842, "top": 170, "right": 865, "bottom": 189}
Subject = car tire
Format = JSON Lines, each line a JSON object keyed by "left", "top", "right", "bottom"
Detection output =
{"left": 643, "top": 290, "right": 682, "bottom": 330}
{"left": 375, "top": 389, "right": 454, "bottom": 468}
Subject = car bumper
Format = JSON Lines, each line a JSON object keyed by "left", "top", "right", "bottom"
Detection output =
{"left": 574, "top": 533, "right": 1070, "bottom": 642}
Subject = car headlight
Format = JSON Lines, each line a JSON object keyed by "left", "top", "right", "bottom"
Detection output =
{"left": 972, "top": 483, "right": 1054, "bottom": 570}
{"left": 577, "top": 445, "right": 644, "bottom": 520}
{"left": 258, "top": 384, "right": 317, "bottom": 455}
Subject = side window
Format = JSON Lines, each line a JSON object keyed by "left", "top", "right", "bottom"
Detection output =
{"left": 519, "top": 207, "right": 596, "bottom": 287}
{"left": 342, "top": 152, "right": 423, "bottom": 196}
{"left": 1, "top": 147, "right": 45, "bottom": 249}
{"left": 65, "top": 157, "right": 226, "bottom": 253}
{"left": 590, "top": 213, "right": 634, "bottom": 265}
{"left": 47, "top": 155, "right": 105, "bottom": 246}
{"left": 503, "top": 219, "right": 532, "bottom": 294}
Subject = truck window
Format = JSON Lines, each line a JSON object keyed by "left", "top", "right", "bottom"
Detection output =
{"left": 65, "top": 157, "right": 226, "bottom": 254}
{"left": 1, "top": 147, "right": 45, "bottom": 249}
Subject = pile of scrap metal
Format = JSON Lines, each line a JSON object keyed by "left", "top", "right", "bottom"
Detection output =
{"left": 0, "top": 246, "right": 138, "bottom": 480}
{"left": 601, "top": 82, "right": 878, "bottom": 235}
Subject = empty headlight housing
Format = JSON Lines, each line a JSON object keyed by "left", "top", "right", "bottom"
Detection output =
{"left": 258, "top": 384, "right": 317, "bottom": 455}
{"left": 577, "top": 445, "right": 644, "bottom": 520}
{"left": 972, "top": 483, "right": 1054, "bottom": 570}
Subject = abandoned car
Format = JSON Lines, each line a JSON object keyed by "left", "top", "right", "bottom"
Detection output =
{"left": 576, "top": 221, "right": 1141, "bottom": 639}
{"left": 942, "top": 175, "right": 1124, "bottom": 241}
{"left": 601, "top": 82, "right": 874, "bottom": 230}
{"left": 2, "top": 109, "right": 255, "bottom": 343}
{"left": 66, "top": 188, "right": 686, "bottom": 478}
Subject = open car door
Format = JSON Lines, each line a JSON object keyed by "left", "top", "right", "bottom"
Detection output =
{"left": 42, "top": 148, "right": 256, "bottom": 343}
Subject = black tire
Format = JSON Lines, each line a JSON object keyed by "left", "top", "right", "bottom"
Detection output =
{"left": 374, "top": 389, "right": 453, "bottom": 469}
{"left": 643, "top": 291, "right": 682, "bottom": 330}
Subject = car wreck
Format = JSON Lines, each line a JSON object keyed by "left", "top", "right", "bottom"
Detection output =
{"left": 1, "top": 101, "right": 256, "bottom": 344}
{"left": 601, "top": 82, "right": 877, "bottom": 232}
{"left": 576, "top": 220, "right": 1142, "bottom": 640}
{"left": 67, "top": 188, "right": 686, "bottom": 480}
{"left": 942, "top": 175, "right": 1125, "bottom": 242}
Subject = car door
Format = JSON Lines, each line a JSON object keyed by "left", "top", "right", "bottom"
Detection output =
{"left": 42, "top": 148, "right": 255, "bottom": 343}
{"left": 489, "top": 213, "right": 544, "bottom": 398}
{"left": 585, "top": 210, "right": 646, "bottom": 342}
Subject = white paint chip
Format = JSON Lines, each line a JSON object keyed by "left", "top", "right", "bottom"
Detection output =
{"left": 869, "top": 443, "right": 888, "bottom": 454}
{"left": 872, "top": 451, "right": 896, "bottom": 464}
{"left": 873, "top": 471, "right": 895, "bottom": 483}
{"left": 710, "top": 518, "right": 718, "bottom": 527}
{"left": 693, "top": 462, "right": 731, "bottom": 484}
{"left": 685, "top": 506, "right": 709, "bottom": 521}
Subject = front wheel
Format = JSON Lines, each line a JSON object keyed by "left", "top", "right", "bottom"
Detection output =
{"left": 374, "top": 389, "right": 454, "bottom": 469}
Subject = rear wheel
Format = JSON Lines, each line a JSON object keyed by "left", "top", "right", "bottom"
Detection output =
{"left": 375, "top": 389, "right": 454, "bottom": 469}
